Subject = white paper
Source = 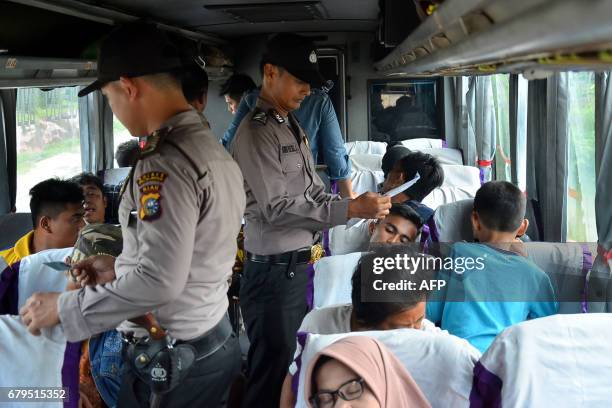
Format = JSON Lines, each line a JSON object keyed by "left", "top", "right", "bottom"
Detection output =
{"left": 346, "top": 172, "right": 421, "bottom": 229}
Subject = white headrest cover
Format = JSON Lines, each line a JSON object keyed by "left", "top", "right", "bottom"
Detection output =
{"left": 313, "top": 252, "right": 363, "bottom": 308}
{"left": 0, "top": 315, "right": 67, "bottom": 392}
{"left": 295, "top": 330, "right": 480, "bottom": 408}
{"left": 350, "top": 168, "right": 385, "bottom": 195}
{"left": 421, "top": 148, "right": 463, "bottom": 165}
{"left": 345, "top": 141, "right": 388, "bottom": 156}
{"left": 327, "top": 221, "right": 371, "bottom": 256}
{"left": 399, "top": 138, "right": 444, "bottom": 150}
{"left": 474, "top": 314, "right": 612, "bottom": 408}
{"left": 349, "top": 154, "right": 383, "bottom": 172}
{"left": 17, "top": 248, "right": 73, "bottom": 311}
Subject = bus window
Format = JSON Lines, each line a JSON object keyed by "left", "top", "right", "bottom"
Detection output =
{"left": 15, "top": 87, "right": 81, "bottom": 211}
{"left": 368, "top": 79, "right": 440, "bottom": 143}
{"left": 113, "top": 115, "right": 131, "bottom": 168}
{"left": 566, "top": 72, "right": 597, "bottom": 242}
{"left": 492, "top": 74, "right": 511, "bottom": 182}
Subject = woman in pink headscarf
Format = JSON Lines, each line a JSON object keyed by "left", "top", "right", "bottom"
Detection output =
{"left": 305, "top": 336, "right": 431, "bottom": 408}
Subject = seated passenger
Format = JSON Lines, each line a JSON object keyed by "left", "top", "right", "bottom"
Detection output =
{"left": 181, "top": 62, "right": 209, "bottom": 115}
{"left": 326, "top": 203, "right": 423, "bottom": 257}
{"left": 305, "top": 336, "right": 431, "bottom": 408}
{"left": 368, "top": 203, "right": 422, "bottom": 246}
{"left": 281, "top": 248, "right": 437, "bottom": 407}
{"left": 219, "top": 73, "right": 256, "bottom": 115}
{"left": 427, "top": 181, "right": 558, "bottom": 353}
{"left": 381, "top": 145, "right": 411, "bottom": 180}
{"left": 115, "top": 140, "right": 140, "bottom": 168}
{"left": 380, "top": 151, "right": 444, "bottom": 227}
{"left": 0, "top": 179, "right": 84, "bottom": 267}
{"left": 70, "top": 172, "right": 107, "bottom": 225}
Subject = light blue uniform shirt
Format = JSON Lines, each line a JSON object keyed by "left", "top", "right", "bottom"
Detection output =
{"left": 222, "top": 89, "right": 351, "bottom": 181}
{"left": 426, "top": 242, "right": 558, "bottom": 353}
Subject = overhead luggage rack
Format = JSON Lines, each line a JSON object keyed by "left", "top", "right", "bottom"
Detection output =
{"left": 375, "top": 0, "right": 612, "bottom": 76}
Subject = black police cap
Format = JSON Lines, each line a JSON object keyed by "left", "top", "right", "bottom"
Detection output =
{"left": 261, "top": 33, "right": 326, "bottom": 88}
{"left": 78, "top": 23, "right": 183, "bottom": 97}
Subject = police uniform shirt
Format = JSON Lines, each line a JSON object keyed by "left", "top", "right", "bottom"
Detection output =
{"left": 232, "top": 98, "right": 350, "bottom": 255}
{"left": 58, "top": 109, "right": 246, "bottom": 342}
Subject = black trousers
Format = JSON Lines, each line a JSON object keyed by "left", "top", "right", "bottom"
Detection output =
{"left": 240, "top": 259, "right": 309, "bottom": 408}
{"left": 117, "top": 329, "right": 241, "bottom": 408}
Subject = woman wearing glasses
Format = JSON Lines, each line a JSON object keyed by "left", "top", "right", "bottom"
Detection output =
{"left": 305, "top": 336, "right": 431, "bottom": 408}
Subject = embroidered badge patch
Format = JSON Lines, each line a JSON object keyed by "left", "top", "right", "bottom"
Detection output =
{"left": 137, "top": 172, "right": 168, "bottom": 186}
{"left": 139, "top": 184, "right": 163, "bottom": 221}
{"left": 281, "top": 144, "right": 299, "bottom": 154}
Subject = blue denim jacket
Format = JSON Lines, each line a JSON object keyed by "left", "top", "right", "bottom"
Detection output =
{"left": 89, "top": 330, "right": 124, "bottom": 408}
{"left": 222, "top": 89, "right": 351, "bottom": 181}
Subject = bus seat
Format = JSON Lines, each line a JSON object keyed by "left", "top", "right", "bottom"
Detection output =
{"left": 399, "top": 138, "right": 444, "bottom": 150}
{"left": 439, "top": 165, "right": 480, "bottom": 188}
{"left": 293, "top": 330, "right": 480, "bottom": 408}
{"left": 432, "top": 199, "right": 474, "bottom": 243}
{"left": 349, "top": 153, "right": 383, "bottom": 172}
{"left": 327, "top": 221, "right": 371, "bottom": 256}
{"left": 99, "top": 167, "right": 131, "bottom": 225}
{"left": 0, "top": 248, "right": 72, "bottom": 315}
{"left": 421, "top": 148, "right": 464, "bottom": 165}
{"left": 312, "top": 252, "right": 363, "bottom": 309}
{"left": 433, "top": 199, "right": 593, "bottom": 313}
{"left": 0, "top": 213, "right": 33, "bottom": 251}
{"left": 344, "top": 141, "right": 387, "bottom": 156}
{"left": 0, "top": 315, "right": 80, "bottom": 407}
{"left": 471, "top": 314, "right": 612, "bottom": 408}
{"left": 422, "top": 187, "right": 478, "bottom": 212}
{"left": 350, "top": 168, "right": 385, "bottom": 195}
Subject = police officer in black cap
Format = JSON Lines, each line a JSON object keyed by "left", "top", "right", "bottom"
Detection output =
{"left": 20, "top": 22, "right": 246, "bottom": 407}
{"left": 232, "top": 33, "right": 391, "bottom": 407}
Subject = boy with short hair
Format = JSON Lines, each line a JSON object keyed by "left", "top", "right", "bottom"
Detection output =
{"left": 427, "top": 181, "right": 558, "bottom": 353}
{"left": 380, "top": 151, "right": 444, "bottom": 225}
{"left": 1, "top": 178, "right": 84, "bottom": 266}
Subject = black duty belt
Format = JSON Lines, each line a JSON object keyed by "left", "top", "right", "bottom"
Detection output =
{"left": 176, "top": 315, "right": 233, "bottom": 360}
{"left": 246, "top": 248, "right": 311, "bottom": 265}
{"left": 121, "top": 315, "right": 233, "bottom": 407}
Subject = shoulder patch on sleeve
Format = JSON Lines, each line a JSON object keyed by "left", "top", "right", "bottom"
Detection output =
{"left": 137, "top": 172, "right": 168, "bottom": 186}
{"left": 251, "top": 109, "right": 268, "bottom": 125}
{"left": 139, "top": 184, "right": 163, "bottom": 221}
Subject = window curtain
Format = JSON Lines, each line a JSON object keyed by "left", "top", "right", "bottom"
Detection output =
{"left": 443, "top": 77, "right": 457, "bottom": 149}
{"left": 466, "top": 76, "right": 497, "bottom": 182}
{"left": 78, "top": 89, "right": 114, "bottom": 172}
{"left": 589, "top": 72, "right": 612, "bottom": 312}
{"left": 0, "top": 90, "right": 17, "bottom": 214}
{"left": 526, "top": 74, "right": 568, "bottom": 242}
{"left": 455, "top": 76, "right": 476, "bottom": 167}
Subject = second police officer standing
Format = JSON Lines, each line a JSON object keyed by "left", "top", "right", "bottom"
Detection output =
{"left": 20, "top": 23, "right": 246, "bottom": 407}
{"left": 231, "top": 33, "right": 392, "bottom": 407}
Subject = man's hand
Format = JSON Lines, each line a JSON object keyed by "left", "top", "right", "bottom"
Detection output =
{"left": 19, "top": 292, "right": 61, "bottom": 336}
{"left": 347, "top": 192, "right": 392, "bottom": 220}
{"left": 71, "top": 255, "right": 117, "bottom": 287}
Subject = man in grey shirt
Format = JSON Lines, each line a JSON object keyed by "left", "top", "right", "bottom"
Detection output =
{"left": 20, "top": 23, "right": 245, "bottom": 407}
{"left": 232, "top": 33, "right": 391, "bottom": 407}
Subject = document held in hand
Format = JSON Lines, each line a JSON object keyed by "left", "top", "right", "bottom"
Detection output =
{"left": 346, "top": 172, "right": 421, "bottom": 229}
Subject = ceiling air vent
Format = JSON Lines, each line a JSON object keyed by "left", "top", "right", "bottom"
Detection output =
{"left": 205, "top": 1, "right": 327, "bottom": 23}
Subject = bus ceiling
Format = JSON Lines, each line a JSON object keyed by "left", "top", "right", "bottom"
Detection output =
{"left": 2, "top": 0, "right": 612, "bottom": 81}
